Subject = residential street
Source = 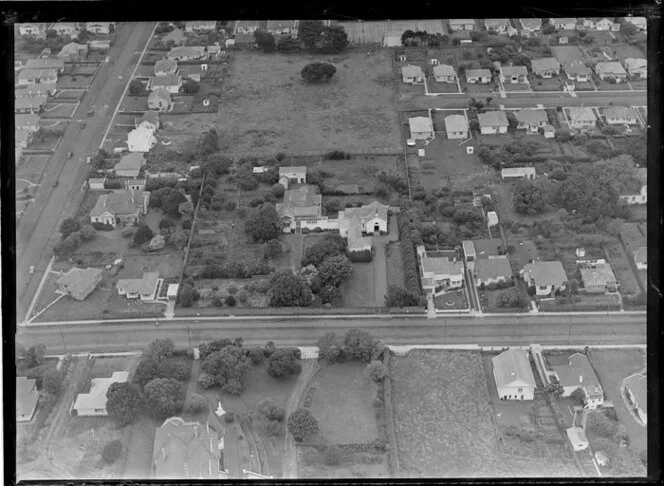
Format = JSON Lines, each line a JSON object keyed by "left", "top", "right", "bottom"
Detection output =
{"left": 17, "top": 314, "right": 646, "bottom": 354}
{"left": 16, "top": 22, "right": 157, "bottom": 323}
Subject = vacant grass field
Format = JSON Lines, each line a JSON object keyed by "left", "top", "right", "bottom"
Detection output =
{"left": 17, "top": 154, "right": 51, "bottom": 184}
{"left": 193, "top": 278, "right": 270, "bottom": 309}
{"left": 158, "top": 112, "right": 218, "bottom": 153}
{"left": 386, "top": 241, "right": 405, "bottom": 289}
{"left": 297, "top": 447, "right": 389, "bottom": 478}
{"left": 56, "top": 75, "right": 93, "bottom": 89}
{"left": 552, "top": 46, "right": 586, "bottom": 65}
{"left": 299, "top": 155, "right": 399, "bottom": 193}
{"left": 530, "top": 75, "right": 564, "bottom": 91}
{"left": 119, "top": 95, "right": 149, "bottom": 113}
{"left": 340, "top": 261, "right": 375, "bottom": 307}
{"left": 606, "top": 240, "right": 642, "bottom": 295}
{"left": 216, "top": 49, "right": 401, "bottom": 155}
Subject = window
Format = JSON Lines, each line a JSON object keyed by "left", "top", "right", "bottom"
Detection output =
{"left": 518, "top": 388, "right": 523, "bottom": 393}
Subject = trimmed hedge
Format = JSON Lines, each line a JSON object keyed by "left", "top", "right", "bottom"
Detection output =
{"left": 346, "top": 248, "right": 373, "bottom": 262}
{"left": 397, "top": 212, "right": 422, "bottom": 296}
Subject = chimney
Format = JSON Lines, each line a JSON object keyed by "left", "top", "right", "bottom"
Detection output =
{"left": 579, "top": 374, "right": 583, "bottom": 384}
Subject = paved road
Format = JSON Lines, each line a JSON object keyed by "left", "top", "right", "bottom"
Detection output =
{"left": 16, "top": 22, "right": 157, "bottom": 322}
{"left": 16, "top": 314, "right": 646, "bottom": 354}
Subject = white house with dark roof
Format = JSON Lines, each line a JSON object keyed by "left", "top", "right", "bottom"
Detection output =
{"left": 604, "top": 106, "right": 638, "bottom": 125}
{"left": 492, "top": 348, "right": 536, "bottom": 400}
{"left": 595, "top": 62, "right": 627, "bottom": 82}
{"left": 127, "top": 125, "right": 157, "bottom": 152}
{"left": 433, "top": 64, "right": 457, "bottom": 83}
{"left": 521, "top": 261, "right": 567, "bottom": 296}
{"left": 550, "top": 18, "right": 578, "bottom": 30}
{"left": 515, "top": 109, "right": 548, "bottom": 133}
{"left": 150, "top": 75, "right": 183, "bottom": 94}
{"left": 551, "top": 353, "right": 604, "bottom": 409}
{"left": 579, "top": 263, "right": 618, "bottom": 293}
{"left": 500, "top": 65, "right": 528, "bottom": 84}
{"left": 266, "top": 20, "right": 298, "bottom": 36}
{"left": 594, "top": 17, "right": 619, "bottom": 31}
{"left": 401, "top": 65, "right": 424, "bottom": 84}
{"left": 167, "top": 46, "right": 206, "bottom": 62}
{"left": 17, "top": 68, "right": 58, "bottom": 86}
{"left": 117, "top": 272, "right": 161, "bottom": 300}
{"left": 567, "top": 107, "right": 597, "bottom": 130}
{"left": 444, "top": 114, "right": 468, "bottom": 139}
{"left": 90, "top": 190, "right": 150, "bottom": 228}
{"left": 72, "top": 372, "right": 129, "bottom": 416}
{"left": 562, "top": 60, "right": 591, "bottom": 82}
{"left": 56, "top": 267, "right": 104, "bottom": 300}
{"left": 501, "top": 166, "right": 536, "bottom": 180}
{"left": 623, "top": 58, "right": 647, "bottom": 78}
{"left": 624, "top": 374, "right": 647, "bottom": 424}
{"left": 338, "top": 201, "right": 389, "bottom": 235}
{"left": 475, "top": 258, "right": 513, "bottom": 287}
{"left": 478, "top": 111, "right": 509, "bottom": 135}
{"left": 465, "top": 68, "right": 492, "bottom": 84}
{"left": 88, "top": 178, "right": 106, "bottom": 190}
{"left": 531, "top": 58, "right": 561, "bottom": 78}
{"left": 51, "top": 22, "right": 78, "bottom": 37}
{"left": 276, "top": 185, "right": 322, "bottom": 232}
{"left": 409, "top": 116, "right": 434, "bottom": 139}
{"left": 416, "top": 245, "right": 464, "bottom": 292}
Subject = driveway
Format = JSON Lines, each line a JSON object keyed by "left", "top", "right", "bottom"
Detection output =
{"left": 372, "top": 214, "right": 400, "bottom": 306}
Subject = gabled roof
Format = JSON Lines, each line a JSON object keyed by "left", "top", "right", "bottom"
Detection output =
{"left": 516, "top": 109, "right": 547, "bottom": 124}
{"left": 492, "top": 348, "right": 536, "bottom": 389}
{"left": 502, "top": 166, "right": 536, "bottom": 177}
{"left": 552, "top": 353, "right": 602, "bottom": 397}
{"left": 168, "top": 46, "right": 206, "bottom": 58}
{"left": 279, "top": 166, "right": 307, "bottom": 176}
{"left": 115, "top": 152, "right": 146, "bottom": 171}
{"left": 117, "top": 272, "right": 160, "bottom": 295}
{"left": 604, "top": 106, "right": 637, "bottom": 120}
{"left": 519, "top": 19, "right": 542, "bottom": 30}
{"left": 579, "top": 263, "right": 617, "bottom": 287}
{"left": 449, "top": 19, "right": 475, "bottom": 26}
{"left": 90, "top": 190, "right": 149, "bottom": 217}
{"left": 478, "top": 110, "right": 509, "bottom": 128}
{"left": 15, "top": 83, "right": 56, "bottom": 97}
{"left": 501, "top": 65, "right": 528, "bottom": 76}
{"left": 409, "top": 116, "right": 433, "bottom": 133}
{"left": 154, "top": 58, "right": 178, "bottom": 74}
{"left": 138, "top": 110, "right": 159, "bottom": 127}
{"left": 58, "top": 42, "right": 88, "bottom": 57}
{"left": 341, "top": 201, "right": 389, "bottom": 224}
{"left": 401, "top": 64, "right": 424, "bottom": 77}
{"left": 163, "top": 27, "right": 186, "bottom": 43}
{"left": 17, "top": 377, "right": 38, "bottom": 418}
{"left": 444, "top": 114, "right": 468, "bottom": 132}
{"left": 466, "top": 68, "right": 492, "bottom": 78}
{"left": 15, "top": 96, "right": 48, "bottom": 110}
{"left": 24, "top": 58, "right": 64, "bottom": 71}
{"left": 624, "top": 374, "right": 646, "bottom": 414}
{"left": 568, "top": 107, "right": 596, "bottom": 122}
{"left": 531, "top": 57, "right": 560, "bottom": 72}
{"left": 562, "top": 60, "right": 591, "bottom": 75}
{"left": 523, "top": 261, "right": 567, "bottom": 286}
{"left": 485, "top": 19, "right": 510, "bottom": 29}
{"left": 623, "top": 57, "right": 647, "bottom": 71}
{"left": 476, "top": 258, "right": 513, "bottom": 280}
{"left": 433, "top": 64, "right": 456, "bottom": 76}
{"left": 595, "top": 61, "right": 627, "bottom": 76}
{"left": 151, "top": 75, "right": 182, "bottom": 87}
{"left": 56, "top": 267, "right": 103, "bottom": 297}
{"left": 550, "top": 18, "right": 578, "bottom": 26}
{"left": 73, "top": 371, "right": 129, "bottom": 411}
{"left": 149, "top": 87, "right": 172, "bottom": 104}
{"left": 17, "top": 68, "right": 58, "bottom": 80}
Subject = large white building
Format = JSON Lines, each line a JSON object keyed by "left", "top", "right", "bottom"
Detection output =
{"left": 492, "top": 348, "right": 536, "bottom": 400}
{"left": 71, "top": 371, "right": 129, "bottom": 416}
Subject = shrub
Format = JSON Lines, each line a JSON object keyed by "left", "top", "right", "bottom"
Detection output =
{"left": 212, "top": 294, "right": 225, "bottom": 307}
{"left": 224, "top": 411, "right": 235, "bottom": 423}
{"left": 187, "top": 394, "right": 208, "bottom": 414}
{"left": 287, "top": 408, "right": 319, "bottom": 441}
{"left": 121, "top": 227, "right": 135, "bottom": 238}
{"left": 237, "top": 291, "right": 249, "bottom": 304}
{"left": 267, "top": 348, "right": 302, "bottom": 379}
{"left": 248, "top": 348, "right": 264, "bottom": 365}
{"left": 266, "top": 420, "right": 283, "bottom": 437}
{"left": 225, "top": 295, "right": 236, "bottom": 307}
{"left": 101, "top": 440, "right": 123, "bottom": 464}
{"left": 570, "top": 387, "right": 586, "bottom": 405}
{"left": 264, "top": 341, "right": 276, "bottom": 357}
{"left": 366, "top": 361, "right": 389, "bottom": 382}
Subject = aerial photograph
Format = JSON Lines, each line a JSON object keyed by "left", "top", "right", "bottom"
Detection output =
{"left": 13, "top": 17, "right": 648, "bottom": 480}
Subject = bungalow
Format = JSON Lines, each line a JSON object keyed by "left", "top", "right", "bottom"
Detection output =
{"left": 579, "top": 263, "right": 618, "bottom": 293}
{"left": 135, "top": 110, "right": 160, "bottom": 131}
{"left": 594, "top": 17, "right": 619, "bottom": 31}
{"left": 167, "top": 46, "right": 206, "bottom": 62}
{"left": 114, "top": 152, "right": 146, "bottom": 178}
{"left": 567, "top": 107, "right": 597, "bottom": 130}
{"left": 531, "top": 57, "right": 561, "bottom": 78}
{"left": 634, "top": 246, "right": 647, "bottom": 270}
{"left": 117, "top": 272, "right": 161, "bottom": 300}
{"left": 562, "top": 60, "right": 591, "bottom": 82}
{"left": 477, "top": 110, "right": 509, "bottom": 135}
{"left": 162, "top": 27, "right": 187, "bottom": 46}
{"left": 444, "top": 114, "right": 469, "bottom": 140}
{"left": 462, "top": 238, "right": 505, "bottom": 272}
{"left": 492, "top": 348, "right": 536, "bottom": 400}
{"left": 148, "top": 88, "right": 172, "bottom": 112}
{"left": 185, "top": 21, "right": 217, "bottom": 32}
{"left": 154, "top": 58, "right": 178, "bottom": 76}
{"left": 566, "top": 427, "right": 589, "bottom": 451}
{"left": 624, "top": 58, "right": 647, "bottom": 78}
{"left": 51, "top": 22, "right": 78, "bottom": 37}
{"left": 88, "top": 178, "right": 106, "bottom": 190}
{"left": 276, "top": 185, "right": 323, "bottom": 232}
{"left": 15, "top": 95, "right": 47, "bottom": 114}
{"left": 85, "top": 22, "right": 112, "bottom": 34}
{"left": 501, "top": 166, "right": 536, "bottom": 180}
{"left": 484, "top": 19, "right": 511, "bottom": 33}
{"left": 550, "top": 18, "right": 578, "bottom": 30}
{"left": 278, "top": 166, "right": 306, "bottom": 189}
{"left": 552, "top": 353, "right": 604, "bottom": 409}
{"left": 72, "top": 372, "right": 129, "bottom": 416}
{"left": 15, "top": 83, "right": 57, "bottom": 97}
{"left": 126, "top": 178, "right": 147, "bottom": 191}
{"left": 345, "top": 218, "right": 373, "bottom": 253}
{"left": 595, "top": 61, "right": 627, "bottom": 82}
{"left": 178, "top": 63, "right": 208, "bottom": 82}
{"left": 338, "top": 201, "right": 389, "bottom": 235}
{"left": 90, "top": 190, "right": 150, "bottom": 228}
{"left": 15, "top": 113, "right": 40, "bottom": 132}
{"left": 624, "top": 16, "right": 647, "bottom": 31}
{"left": 127, "top": 125, "right": 157, "bottom": 152}
{"left": 56, "top": 267, "right": 104, "bottom": 300}
{"left": 17, "top": 377, "right": 40, "bottom": 422}
{"left": 408, "top": 116, "right": 434, "bottom": 140}
{"left": 475, "top": 258, "right": 513, "bottom": 286}
{"left": 466, "top": 68, "right": 492, "bottom": 84}
{"left": 433, "top": 64, "right": 457, "bottom": 83}
{"left": 150, "top": 75, "right": 183, "bottom": 94}
{"left": 604, "top": 106, "right": 638, "bottom": 125}
{"left": 18, "top": 23, "right": 47, "bottom": 38}
{"left": 417, "top": 246, "right": 464, "bottom": 292}
{"left": 448, "top": 19, "right": 476, "bottom": 31}
{"left": 618, "top": 167, "right": 647, "bottom": 205}
{"left": 57, "top": 42, "right": 89, "bottom": 61}
{"left": 515, "top": 109, "right": 548, "bottom": 133}
{"left": 234, "top": 20, "right": 261, "bottom": 34}
{"left": 401, "top": 65, "right": 424, "bottom": 84}
{"left": 624, "top": 374, "right": 647, "bottom": 425}
{"left": 266, "top": 20, "right": 298, "bottom": 36}
{"left": 519, "top": 18, "right": 542, "bottom": 33}
{"left": 17, "top": 68, "right": 58, "bottom": 86}
{"left": 521, "top": 260, "right": 567, "bottom": 296}
{"left": 500, "top": 65, "right": 528, "bottom": 84}
{"left": 24, "top": 58, "right": 65, "bottom": 73}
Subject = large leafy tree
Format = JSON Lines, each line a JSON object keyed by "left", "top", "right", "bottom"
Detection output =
{"left": 343, "top": 329, "right": 377, "bottom": 362}
{"left": 144, "top": 338, "right": 175, "bottom": 361}
{"left": 314, "top": 255, "right": 353, "bottom": 288}
{"left": 320, "top": 25, "right": 348, "bottom": 53}
{"left": 301, "top": 234, "right": 346, "bottom": 267}
{"left": 316, "top": 333, "right": 343, "bottom": 363}
{"left": 287, "top": 408, "right": 319, "bottom": 441}
{"left": 301, "top": 62, "right": 337, "bottom": 83}
{"left": 133, "top": 224, "right": 154, "bottom": 245}
{"left": 245, "top": 204, "right": 281, "bottom": 243}
{"left": 59, "top": 217, "right": 81, "bottom": 240}
{"left": 201, "top": 346, "right": 251, "bottom": 395}
{"left": 198, "top": 129, "right": 219, "bottom": 157}
{"left": 513, "top": 180, "right": 548, "bottom": 215}
{"left": 269, "top": 270, "right": 312, "bottom": 307}
{"left": 254, "top": 29, "right": 276, "bottom": 52}
{"left": 199, "top": 338, "right": 242, "bottom": 360}
{"left": 144, "top": 378, "right": 182, "bottom": 419}
{"left": 106, "top": 382, "right": 142, "bottom": 426}
{"left": 266, "top": 349, "right": 302, "bottom": 379}
{"left": 297, "top": 20, "right": 324, "bottom": 49}
{"left": 385, "top": 285, "right": 421, "bottom": 307}
{"left": 25, "top": 344, "right": 46, "bottom": 368}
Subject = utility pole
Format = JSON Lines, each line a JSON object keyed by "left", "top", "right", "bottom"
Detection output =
{"left": 60, "top": 327, "right": 68, "bottom": 354}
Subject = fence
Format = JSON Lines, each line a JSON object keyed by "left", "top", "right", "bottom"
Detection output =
{"left": 222, "top": 147, "right": 403, "bottom": 159}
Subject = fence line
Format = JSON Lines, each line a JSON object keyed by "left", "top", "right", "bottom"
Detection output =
{"left": 220, "top": 147, "right": 403, "bottom": 159}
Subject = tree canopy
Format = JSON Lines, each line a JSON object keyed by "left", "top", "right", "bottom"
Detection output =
{"left": 301, "top": 234, "right": 346, "bottom": 267}
{"left": 266, "top": 348, "right": 302, "bottom": 379}
{"left": 144, "top": 378, "right": 182, "bottom": 419}
{"left": 269, "top": 270, "right": 312, "bottom": 307}
{"left": 287, "top": 408, "right": 319, "bottom": 441}
{"left": 254, "top": 29, "right": 276, "bottom": 52}
{"left": 200, "top": 346, "right": 251, "bottom": 395}
{"left": 301, "top": 62, "right": 337, "bottom": 83}
{"left": 106, "top": 382, "right": 142, "bottom": 427}
{"left": 245, "top": 203, "right": 281, "bottom": 242}
{"left": 513, "top": 180, "right": 549, "bottom": 215}
{"left": 343, "top": 329, "right": 378, "bottom": 362}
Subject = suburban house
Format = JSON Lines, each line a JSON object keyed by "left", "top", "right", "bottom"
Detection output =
{"left": 475, "top": 258, "right": 513, "bottom": 287}
{"left": 594, "top": 17, "right": 619, "bottom": 30}
{"left": 550, "top": 18, "right": 578, "bottom": 30}
{"left": 444, "top": 114, "right": 469, "bottom": 139}
{"left": 624, "top": 16, "right": 647, "bottom": 31}
{"left": 117, "top": 272, "right": 161, "bottom": 301}
{"left": 566, "top": 427, "right": 589, "bottom": 451}
{"left": 17, "top": 68, "right": 58, "bottom": 86}
{"left": 278, "top": 166, "right": 306, "bottom": 189}
{"left": 15, "top": 96, "right": 48, "bottom": 114}
{"left": 562, "top": 60, "right": 591, "bottom": 82}
{"left": 462, "top": 238, "right": 505, "bottom": 272}
{"left": 519, "top": 18, "right": 542, "bottom": 33}
{"left": 114, "top": 152, "right": 147, "bottom": 178}
{"left": 15, "top": 83, "right": 57, "bottom": 97}
{"left": 72, "top": 372, "right": 129, "bottom": 416}
{"left": 515, "top": 109, "right": 548, "bottom": 133}
{"left": 409, "top": 116, "right": 434, "bottom": 140}
{"left": 148, "top": 88, "right": 173, "bottom": 112}
{"left": 492, "top": 348, "right": 536, "bottom": 400}
{"left": 89, "top": 190, "right": 150, "bottom": 228}
{"left": 127, "top": 125, "right": 158, "bottom": 152}
{"left": 484, "top": 19, "right": 511, "bottom": 33}
{"left": 579, "top": 263, "right": 618, "bottom": 293}
{"left": 18, "top": 23, "right": 47, "bottom": 38}
{"left": 417, "top": 246, "right": 464, "bottom": 293}
{"left": 401, "top": 65, "right": 425, "bottom": 84}
{"left": 276, "top": 185, "right": 323, "bottom": 232}
{"left": 551, "top": 353, "right": 604, "bottom": 409}
{"left": 634, "top": 246, "right": 647, "bottom": 270}
{"left": 57, "top": 42, "right": 89, "bottom": 61}
{"left": 234, "top": 20, "right": 260, "bottom": 34}
{"left": 266, "top": 20, "right": 298, "bottom": 36}
{"left": 623, "top": 58, "right": 647, "bottom": 78}
{"left": 167, "top": 46, "right": 206, "bottom": 61}
{"left": 477, "top": 111, "right": 509, "bottom": 135}
{"left": 624, "top": 374, "right": 647, "bottom": 425}
{"left": 499, "top": 65, "right": 528, "bottom": 84}
{"left": 465, "top": 68, "right": 492, "bottom": 84}
{"left": 594, "top": 62, "right": 627, "bottom": 82}
{"left": 344, "top": 218, "right": 373, "bottom": 253}
{"left": 126, "top": 178, "right": 147, "bottom": 191}
{"left": 163, "top": 28, "right": 187, "bottom": 46}
{"left": 150, "top": 75, "right": 183, "bottom": 94}
{"left": 24, "top": 58, "right": 65, "bottom": 73}
{"left": 605, "top": 107, "right": 639, "bottom": 127}
{"left": 178, "top": 64, "right": 208, "bottom": 82}
{"left": 56, "top": 267, "right": 104, "bottom": 300}
{"left": 88, "top": 178, "right": 106, "bottom": 190}
{"left": 338, "top": 201, "right": 389, "bottom": 235}
{"left": 501, "top": 166, "right": 536, "bottom": 180}
{"left": 185, "top": 21, "right": 217, "bottom": 32}
{"left": 448, "top": 19, "right": 476, "bottom": 31}
{"left": 17, "top": 377, "right": 40, "bottom": 422}
{"left": 15, "top": 114, "right": 40, "bottom": 132}
{"left": 51, "top": 22, "right": 78, "bottom": 37}
{"left": 618, "top": 167, "right": 647, "bottom": 205}
{"left": 521, "top": 261, "right": 567, "bottom": 296}
{"left": 567, "top": 107, "right": 597, "bottom": 130}
{"left": 135, "top": 111, "right": 160, "bottom": 131}
{"left": 85, "top": 22, "right": 112, "bottom": 34}
{"left": 531, "top": 57, "right": 561, "bottom": 78}
{"left": 433, "top": 64, "right": 457, "bottom": 83}
{"left": 154, "top": 59, "right": 178, "bottom": 76}
{"left": 152, "top": 415, "right": 226, "bottom": 479}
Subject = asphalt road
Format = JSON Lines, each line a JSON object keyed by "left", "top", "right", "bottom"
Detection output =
{"left": 17, "top": 314, "right": 646, "bottom": 354}
{"left": 16, "top": 22, "right": 157, "bottom": 322}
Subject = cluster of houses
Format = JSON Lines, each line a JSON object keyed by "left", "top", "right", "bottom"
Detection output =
{"left": 443, "top": 17, "right": 646, "bottom": 35}
{"left": 18, "top": 22, "right": 114, "bottom": 50}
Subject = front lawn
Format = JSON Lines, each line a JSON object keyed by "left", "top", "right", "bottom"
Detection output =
{"left": 340, "top": 261, "right": 376, "bottom": 308}
{"left": 434, "top": 288, "right": 468, "bottom": 310}
{"left": 530, "top": 75, "right": 564, "bottom": 91}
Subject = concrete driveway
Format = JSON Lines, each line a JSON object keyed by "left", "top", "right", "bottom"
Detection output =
{"left": 371, "top": 214, "right": 400, "bottom": 306}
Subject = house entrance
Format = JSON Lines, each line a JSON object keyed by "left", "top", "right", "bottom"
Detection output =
{"left": 374, "top": 224, "right": 380, "bottom": 233}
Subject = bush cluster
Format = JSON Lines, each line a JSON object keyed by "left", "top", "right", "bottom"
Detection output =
{"left": 397, "top": 212, "right": 423, "bottom": 297}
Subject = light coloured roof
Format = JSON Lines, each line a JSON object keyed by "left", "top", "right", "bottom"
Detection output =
{"left": 56, "top": 267, "right": 103, "bottom": 297}
{"left": 58, "top": 42, "right": 88, "bottom": 56}
{"left": 624, "top": 57, "right": 647, "bottom": 70}
{"left": 24, "top": 58, "right": 64, "bottom": 71}
{"left": 444, "top": 114, "right": 468, "bottom": 132}
{"left": 17, "top": 377, "right": 38, "bottom": 419}
{"left": 347, "top": 216, "right": 372, "bottom": 251}
{"left": 595, "top": 61, "right": 627, "bottom": 75}
{"left": 634, "top": 246, "right": 647, "bottom": 265}
{"left": 492, "top": 348, "right": 536, "bottom": 389}
{"left": 624, "top": 374, "right": 646, "bottom": 414}
{"left": 485, "top": 19, "right": 510, "bottom": 28}
{"left": 421, "top": 256, "right": 463, "bottom": 276}
{"left": 409, "top": 116, "right": 433, "bottom": 133}
{"left": 531, "top": 57, "right": 560, "bottom": 72}
{"left": 449, "top": 19, "right": 475, "bottom": 25}
{"left": 462, "top": 240, "right": 475, "bottom": 256}
{"left": 466, "top": 68, "right": 492, "bottom": 78}
{"left": 73, "top": 371, "right": 129, "bottom": 411}
{"left": 117, "top": 272, "right": 160, "bottom": 295}
{"left": 341, "top": 201, "right": 389, "bottom": 225}
{"left": 115, "top": 152, "right": 146, "bottom": 172}
{"left": 186, "top": 20, "right": 217, "bottom": 28}
{"left": 566, "top": 427, "right": 588, "bottom": 446}
{"left": 563, "top": 60, "right": 591, "bottom": 75}
{"left": 279, "top": 166, "right": 307, "bottom": 176}
{"left": 90, "top": 190, "right": 148, "bottom": 217}
{"left": 168, "top": 46, "right": 206, "bottom": 58}
{"left": 151, "top": 75, "right": 182, "bottom": 87}
{"left": 502, "top": 166, "right": 536, "bottom": 177}
{"left": 476, "top": 258, "right": 513, "bottom": 280}
{"left": 149, "top": 88, "right": 172, "bottom": 103}
{"left": 17, "top": 68, "right": 58, "bottom": 80}
{"left": 15, "top": 96, "right": 47, "bottom": 109}
{"left": 579, "top": 264, "right": 617, "bottom": 287}
{"left": 88, "top": 178, "right": 106, "bottom": 184}
{"left": 551, "top": 18, "right": 578, "bottom": 25}
{"left": 501, "top": 65, "right": 528, "bottom": 76}
{"left": 523, "top": 261, "right": 567, "bottom": 286}
{"left": 516, "top": 109, "right": 548, "bottom": 124}
{"left": 478, "top": 110, "right": 509, "bottom": 127}
{"left": 154, "top": 59, "right": 178, "bottom": 74}
{"left": 519, "top": 19, "right": 542, "bottom": 29}
{"left": 433, "top": 64, "right": 456, "bottom": 76}
{"left": 604, "top": 106, "right": 637, "bottom": 120}
{"left": 568, "top": 107, "right": 597, "bottom": 122}
{"left": 402, "top": 64, "right": 424, "bottom": 77}
{"left": 552, "top": 353, "right": 602, "bottom": 397}
{"left": 15, "top": 113, "right": 40, "bottom": 126}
